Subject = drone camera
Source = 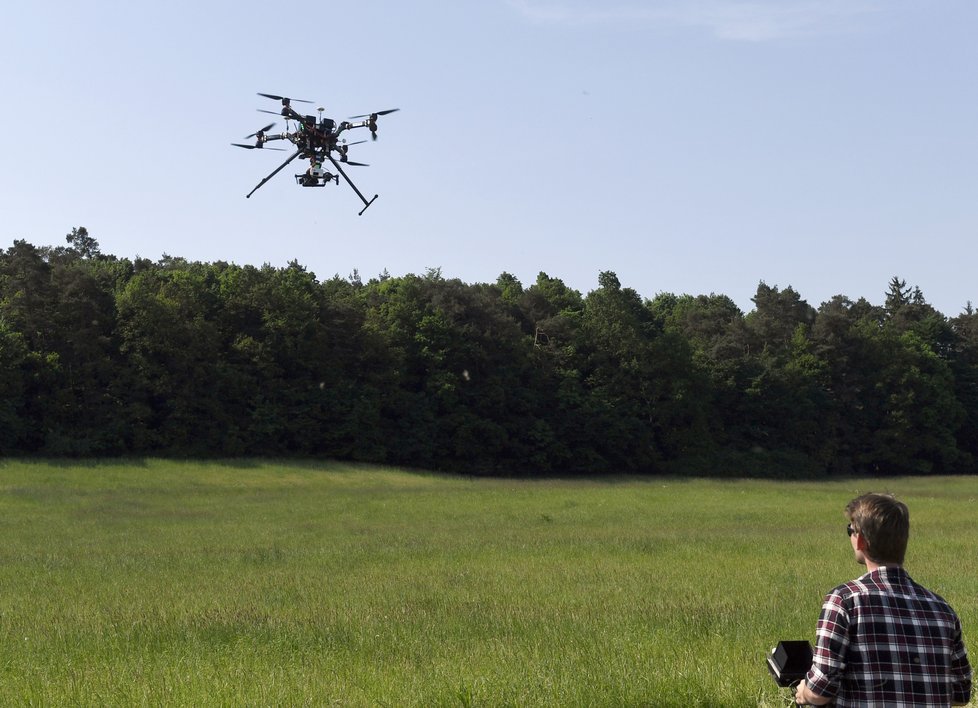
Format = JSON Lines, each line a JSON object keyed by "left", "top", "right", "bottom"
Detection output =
{"left": 295, "top": 171, "right": 338, "bottom": 187}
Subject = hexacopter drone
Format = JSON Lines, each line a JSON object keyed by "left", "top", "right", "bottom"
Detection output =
{"left": 233, "top": 92, "right": 399, "bottom": 215}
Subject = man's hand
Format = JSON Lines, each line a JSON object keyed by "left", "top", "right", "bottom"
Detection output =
{"left": 795, "top": 680, "right": 831, "bottom": 705}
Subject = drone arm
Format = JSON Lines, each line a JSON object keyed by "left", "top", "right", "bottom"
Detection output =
{"left": 342, "top": 120, "right": 371, "bottom": 133}
{"left": 324, "top": 153, "right": 378, "bottom": 215}
{"left": 245, "top": 150, "right": 303, "bottom": 198}
{"left": 282, "top": 105, "right": 307, "bottom": 123}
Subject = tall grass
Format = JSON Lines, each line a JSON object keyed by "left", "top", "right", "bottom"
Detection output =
{"left": 0, "top": 460, "right": 975, "bottom": 706}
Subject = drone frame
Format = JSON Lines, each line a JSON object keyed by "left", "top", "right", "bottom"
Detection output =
{"left": 236, "top": 93, "right": 398, "bottom": 215}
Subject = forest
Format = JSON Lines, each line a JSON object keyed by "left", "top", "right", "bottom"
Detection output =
{"left": 1, "top": 228, "right": 976, "bottom": 477}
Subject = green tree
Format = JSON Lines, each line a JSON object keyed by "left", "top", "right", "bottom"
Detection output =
{"left": 882, "top": 280, "right": 954, "bottom": 358}
{"left": 808, "top": 296, "right": 882, "bottom": 473}
{"left": 64, "top": 226, "right": 101, "bottom": 259}
{"left": 0, "top": 319, "right": 27, "bottom": 452}
{"left": 364, "top": 272, "right": 553, "bottom": 474}
{"left": 745, "top": 282, "right": 816, "bottom": 355}
{"left": 867, "top": 330, "right": 964, "bottom": 473}
{"left": 949, "top": 305, "right": 978, "bottom": 469}
{"left": 0, "top": 238, "right": 134, "bottom": 453}
{"left": 116, "top": 261, "right": 240, "bottom": 454}
{"left": 884, "top": 275, "right": 912, "bottom": 317}
{"left": 575, "top": 272, "right": 711, "bottom": 472}
{"left": 0, "top": 240, "right": 54, "bottom": 351}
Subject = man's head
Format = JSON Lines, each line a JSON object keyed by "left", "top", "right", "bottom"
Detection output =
{"left": 845, "top": 493, "right": 910, "bottom": 566}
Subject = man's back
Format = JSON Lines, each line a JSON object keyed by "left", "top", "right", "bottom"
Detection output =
{"left": 806, "top": 566, "right": 971, "bottom": 706}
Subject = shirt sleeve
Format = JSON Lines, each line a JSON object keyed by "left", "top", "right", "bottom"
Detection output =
{"left": 950, "top": 616, "right": 972, "bottom": 706}
{"left": 806, "top": 591, "right": 849, "bottom": 699}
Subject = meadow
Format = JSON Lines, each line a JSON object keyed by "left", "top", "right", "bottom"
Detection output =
{"left": 0, "top": 460, "right": 975, "bottom": 706}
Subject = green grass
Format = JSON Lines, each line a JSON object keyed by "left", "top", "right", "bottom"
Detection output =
{"left": 0, "top": 460, "right": 975, "bottom": 706}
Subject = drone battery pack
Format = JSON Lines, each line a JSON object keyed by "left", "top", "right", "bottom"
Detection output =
{"left": 767, "top": 640, "right": 813, "bottom": 687}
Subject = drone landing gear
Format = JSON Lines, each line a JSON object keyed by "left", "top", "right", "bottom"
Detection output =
{"left": 325, "top": 154, "right": 378, "bottom": 216}
{"left": 358, "top": 194, "right": 378, "bottom": 216}
{"left": 246, "top": 150, "right": 302, "bottom": 198}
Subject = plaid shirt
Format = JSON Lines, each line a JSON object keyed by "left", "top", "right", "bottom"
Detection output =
{"left": 806, "top": 566, "right": 972, "bottom": 707}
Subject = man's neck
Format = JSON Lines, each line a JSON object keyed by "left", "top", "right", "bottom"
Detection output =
{"left": 865, "top": 560, "right": 904, "bottom": 574}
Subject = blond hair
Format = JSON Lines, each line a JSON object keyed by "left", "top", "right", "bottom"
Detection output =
{"left": 845, "top": 493, "right": 910, "bottom": 565}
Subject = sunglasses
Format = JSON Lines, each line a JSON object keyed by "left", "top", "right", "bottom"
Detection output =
{"left": 847, "top": 523, "right": 857, "bottom": 537}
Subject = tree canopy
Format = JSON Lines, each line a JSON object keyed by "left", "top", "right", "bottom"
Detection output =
{"left": 1, "top": 229, "right": 975, "bottom": 477}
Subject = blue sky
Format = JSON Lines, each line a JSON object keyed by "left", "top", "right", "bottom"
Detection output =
{"left": 2, "top": 1, "right": 976, "bottom": 315}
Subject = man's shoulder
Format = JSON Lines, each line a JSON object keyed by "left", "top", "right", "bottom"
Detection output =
{"left": 825, "top": 568, "right": 958, "bottom": 613}
{"left": 825, "top": 578, "right": 865, "bottom": 603}
{"left": 825, "top": 567, "right": 902, "bottom": 603}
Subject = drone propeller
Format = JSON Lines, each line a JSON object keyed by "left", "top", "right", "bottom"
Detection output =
{"left": 337, "top": 139, "right": 366, "bottom": 159}
{"left": 349, "top": 109, "right": 399, "bottom": 141}
{"left": 258, "top": 92, "right": 313, "bottom": 105}
{"left": 348, "top": 109, "right": 400, "bottom": 119}
{"left": 232, "top": 143, "right": 286, "bottom": 151}
{"left": 245, "top": 122, "right": 276, "bottom": 139}
{"left": 342, "top": 160, "right": 370, "bottom": 167}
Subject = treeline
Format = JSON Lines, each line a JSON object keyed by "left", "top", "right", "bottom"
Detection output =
{"left": 2, "top": 228, "right": 976, "bottom": 476}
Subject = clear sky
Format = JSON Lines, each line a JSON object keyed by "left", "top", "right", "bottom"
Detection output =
{"left": 2, "top": 1, "right": 976, "bottom": 316}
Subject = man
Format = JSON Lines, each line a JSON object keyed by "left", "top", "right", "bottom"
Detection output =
{"left": 796, "top": 493, "right": 971, "bottom": 706}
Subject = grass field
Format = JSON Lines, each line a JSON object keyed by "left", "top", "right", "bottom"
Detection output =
{"left": 0, "top": 460, "right": 975, "bottom": 706}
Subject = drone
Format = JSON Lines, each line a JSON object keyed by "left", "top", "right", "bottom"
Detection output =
{"left": 233, "top": 92, "right": 399, "bottom": 215}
